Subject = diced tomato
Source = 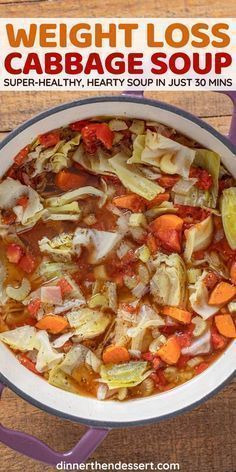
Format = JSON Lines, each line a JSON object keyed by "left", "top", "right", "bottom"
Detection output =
{"left": 195, "top": 362, "right": 208, "bottom": 374}
{"left": 189, "top": 166, "right": 213, "bottom": 190}
{"left": 6, "top": 243, "right": 24, "bottom": 264}
{"left": 157, "top": 174, "right": 180, "bottom": 188}
{"left": 204, "top": 271, "right": 221, "bottom": 291}
{"left": 27, "top": 298, "right": 41, "bottom": 317}
{"left": 152, "top": 356, "right": 162, "bottom": 370}
{"left": 142, "top": 352, "right": 154, "bottom": 362}
{"left": 176, "top": 331, "right": 192, "bottom": 348}
{"left": 160, "top": 325, "right": 179, "bottom": 336}
{"left": 2, "top": 210, "right": 16, "bottom": 225}
{"left": 57, "top": 278, "right": 73, "bottom": 297}
{"left": 81, "top": 123, "right": 114, "bottom": 152}
{"left": 210, "top": 238, "right": 236, "bottom": 260}
{"left": 177, "top": 354, "right": 192, "bottom": 368}
{"left": 211, "top": 331, "right": 226, "bottom": 350}
{"left": 17, "top": 195, "right": 29, "bottom": 208}
{"left": 38, "top": 131, "right": 60, "bottom": 148}
{"left": 156, "top": 229, "right": 182, "bottom": 253}
{"left": 219, "top": 175, "right": 234, "bottom": 193}
{"left": 69, "top": 120, "right": 91, "bottom": 131}
{"left": 155, "top": 369, "right": 167, "bottom": 386}
{"left": 175, "top": 205, "right": 209, "bottom": 223}
{"left": 18, "top": 354, "right": 40, "bottom": 375}
{"left": 192, "top": 250, "right": 206, "bottom": 260}
{"left": 18, "top": 253, "right": 36, "bottom": 274}
{"left": 121, "top": 249, "right": 137, "bottom": 265}
{"left": 121, "top": 303, "right": 137, "bottom": 314}
{"left": 14, "top": 146, "right": 29, "bottom": 166}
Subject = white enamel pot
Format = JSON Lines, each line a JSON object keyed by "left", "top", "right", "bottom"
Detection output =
{"left": 0, "top": 91, "right": 236, "bottom": 465}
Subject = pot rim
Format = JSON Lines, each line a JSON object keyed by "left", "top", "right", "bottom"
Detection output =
{"left": 0, "top": 94, "right": 235, "bottom": 428}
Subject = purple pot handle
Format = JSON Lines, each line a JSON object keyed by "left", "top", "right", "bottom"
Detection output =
{"left": 0, "top": 383, "right": 109, "bottom": 466}
{"left": 219, "top": 91, "right": 236, "bottom": 146}
{"left": 122, "top": 90, "right": 236, "bottom": 147}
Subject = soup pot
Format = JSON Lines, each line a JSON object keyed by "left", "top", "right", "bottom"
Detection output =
{"left": 0, "top": 91, "right": 236, "bottom": 466}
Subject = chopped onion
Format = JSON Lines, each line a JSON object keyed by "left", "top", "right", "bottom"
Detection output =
{"left": 96, "top": 383, "right": 109, "bottom": 400}
{"left": 132, "top": 282, "right": 149, "bottom": 298}
{"left": 52, "top": 332, "right": 73, "bottom": 348}
{"left": 172, "top": 178, "right": 197, "bottom": 195}
{"left": 116, "top": 242, "right": 131, "bottom": 259}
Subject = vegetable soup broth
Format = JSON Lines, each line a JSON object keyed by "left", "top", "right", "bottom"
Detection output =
{"left": 0, "top": 117, "right": 235, "bottom": 401}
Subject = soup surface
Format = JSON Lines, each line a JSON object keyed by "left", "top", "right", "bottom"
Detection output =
{"left": 0, "top": 117, "right": 236, "bottom": 401}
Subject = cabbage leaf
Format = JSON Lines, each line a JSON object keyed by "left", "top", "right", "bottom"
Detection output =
{"left": 39, "top": 233, "right": 74, "bottom": 261}
{"left": 100, "top": 361, "right": 150, "bottom": 389}
{"left": 151, "top": 253, "right": 187, "bottom": 307}
{"left": 221, "top": 187, "right": 236, "bottom": 249}
{"left": 73, "top": 228, "right": 122, "bottom": 263}
{"left": 109, "top": 153, "right": 164, "bottom": 201}
{"left": 67, "top": 308, "right": 110, "bottom": 340}
{"left": 184, "top": 216, "right": 213, "bottom": 262}
{"left": 128, "top": 130, "right": 195, "bottom": 178}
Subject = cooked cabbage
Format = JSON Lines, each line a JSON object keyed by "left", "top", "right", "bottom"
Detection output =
{"left": 0, "top": 178, "right": 27, "bottom": 210}
{"left": 174, "top": 149, "right": 220, "bottom": 208}
{"left": 127, "top": 305, "right": 164, "bottom": 351}
{"left": 0, "top": 261, "right": 8, "bottom": 305}
{"left": 39, "top": 233, "right": 74, "bottom": 261}
{"left": 184, "top": 216, "right": 213, "bottom": 262}
{"left": 221, "top": 187, "right": 236, "bottom": 249}
{"left": 189, "top": 271, "right": 220, "bottom": 319}
{"left": 46, "top": 186, "right": 105, "bottom": 208}
{"left": 49, "top": 134, "right": 81, "bottom": 173}
{"left": 100, "top": 361, "right": 150, "bottom": 389}
{"left": 150, "top": 253, "right": 187, "bottom": 307}
{"left": 128, "top": 130, "right": 195, "bottom": 178}
{"left": 129, "top": 120, "right": 145, "bottom": 135}
{"left": 73, "top": 228, "right": 122, "bottom": 263}
{"left": 45, "top": 201, "right": 81, "bottom": 221}
{"left": 29, "top": 141, "right": 63, "bottom": 176}
{"left": 109, "top": 119, "right": 128, "bottom": 131}
{"left": 35, "top": 330, "right": 64, "bottom": 372}
{"left": 73, "top": 144, "right": 114, "bottom": 175}
{"left": 182, "top": 329, "right": 211, "bottom": 355}
{"left": 0, "top": 325, "right": 37, "bottom": 351}
{"left": 109, "top": 153, "right": 164, "bottom": 201}
{"left": 39, "top": 260, "right": 78, "bottom": 279}
{"left": 67, "top": 308, "right": 110, "bottom": 340}
{"left": 48, "top": 366, "right": 79, "bottom": 393}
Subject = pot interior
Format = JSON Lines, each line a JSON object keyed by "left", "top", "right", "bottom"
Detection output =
{"left": 0, "top": 96, "right": 235, "bottom": 427}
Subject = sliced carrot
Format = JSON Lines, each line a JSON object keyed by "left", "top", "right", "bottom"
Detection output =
{"left": 57, "top": 278, "right": 73, "bottom": 296}
{"left": 112, "top": 194, "right": 145, "bottom": 212}
{"left": 145, "top": 193, "right": 170, "bottom": 209}
{"left": 17, "top": 195, "right": 29, "bottom": 208}
{"left": 215, "top": 314, "right": 236, "bottom": 338}
{"left": 230, "top": 261, "right": 236, "bottom": 285}
{"left": 102, "top": 345, "right": 130, "bottom": 364}
{"left": 36, "top": 315, "right": 69, "bottom": 334}
{"left": 55, "top": 169, "right": 87, "bottom": 191}
{"left": 150, "top": 214, "right": 184, "bottom": 233}
{"left": 157, "top": 336, "right": 181, "bottom": 365}
{"left": 208, "top": 282, "right": 236, "bottom": 305}
{"left": 18, "top": 354, "right": 40, "bottom": 375}
{"left": 162, "top": 306, "right": 192, "bottom": 324}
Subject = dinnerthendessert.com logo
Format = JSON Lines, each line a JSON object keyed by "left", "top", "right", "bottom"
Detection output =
{"left": 56, "top": 461, "right": 180, "bottom": 470}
